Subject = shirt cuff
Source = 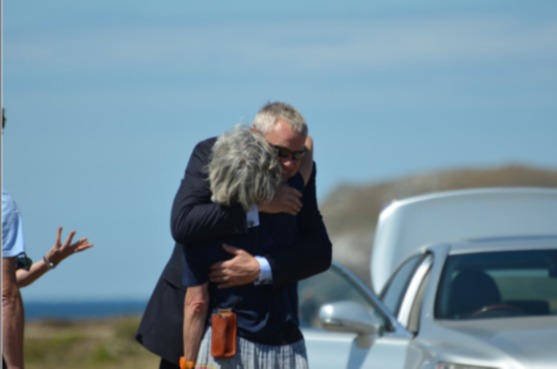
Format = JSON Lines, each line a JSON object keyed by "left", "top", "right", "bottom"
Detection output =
{"left": 246, "top": 203, "right": 260, "bottom": 228}
{"left": 254, "top": 256, "right": 273, "bottom": 285}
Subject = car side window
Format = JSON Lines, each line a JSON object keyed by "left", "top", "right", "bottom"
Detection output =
{"left": 435, "top": 249, "right": 557, "bottom": 320}
{"left": 380, "top": 254, "right": 424, "bottom": 315}
{"left": 298, "top": 264, "right": 381, "bottom": 329}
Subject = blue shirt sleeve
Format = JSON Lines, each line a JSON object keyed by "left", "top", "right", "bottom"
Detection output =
{"left": 2, "top": 189, "right": 26, "bottom": 257}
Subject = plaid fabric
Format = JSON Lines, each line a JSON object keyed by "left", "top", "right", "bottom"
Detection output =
{"left": 194, "top": 328, "right": 308, "bottom": 369}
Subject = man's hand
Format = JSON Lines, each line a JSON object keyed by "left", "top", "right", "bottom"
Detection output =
{"left": 257, "top": 183, "right": 302, "bottom": 215}
{"left": 208, "top": 244, "right": 260, "bottom": 288}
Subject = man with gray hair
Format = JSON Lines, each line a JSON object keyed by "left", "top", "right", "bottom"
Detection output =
{"left": 136, "top": 102, "right": 332, "bottom": 369}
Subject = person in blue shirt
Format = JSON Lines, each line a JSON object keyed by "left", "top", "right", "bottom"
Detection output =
{"left": 2, "top": 110, "right": 93, "bottom": 369}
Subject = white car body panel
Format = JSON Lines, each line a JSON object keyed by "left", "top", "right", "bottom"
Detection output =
{"left": 371, "top": 187, "right": 557, "bottom": 293}
{"left": 304, "top": 330, "right": 410, "bottom": 369}
{"left": 303, "top": 330, "right": 357, "bottom": 368}
{"left": 301, "top": 187, "right": 557, "bottom": 369}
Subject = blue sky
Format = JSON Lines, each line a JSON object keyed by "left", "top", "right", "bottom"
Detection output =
{"left": 3, "top": 1, "right": 557, "bottom": 301}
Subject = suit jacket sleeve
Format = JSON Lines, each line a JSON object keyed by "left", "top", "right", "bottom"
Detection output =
{"left": 170, "top": 138, "right": 249, "bottom": 244}
{"left": 265, "top": 163, "right": 333, "bottom": 286}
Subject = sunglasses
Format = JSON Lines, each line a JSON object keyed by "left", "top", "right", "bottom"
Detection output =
{"left": 271, "top": 145, "right": 306, "bottom": 161}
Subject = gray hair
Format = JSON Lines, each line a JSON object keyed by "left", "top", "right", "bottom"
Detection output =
{"left": 252, "top": 101, "right": 308, "bottom": 136}
{"left": 208, "top": 125, "right": 282, "bottom": 211}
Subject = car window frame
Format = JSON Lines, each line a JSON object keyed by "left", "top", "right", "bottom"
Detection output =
{"left": 397, "top": 254, "right": 433, "bottom": 328}
{"left": 380, "top": 252, "right": 429, "bottom": 316}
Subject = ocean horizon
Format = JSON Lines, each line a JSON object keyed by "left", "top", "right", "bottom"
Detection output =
{"left": 25, "top": 299, "right": 148, "bottom": 321}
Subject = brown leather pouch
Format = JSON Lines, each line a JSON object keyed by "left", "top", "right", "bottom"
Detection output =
{"left": 211, "top": 309, "right": 237, "bottom": 358}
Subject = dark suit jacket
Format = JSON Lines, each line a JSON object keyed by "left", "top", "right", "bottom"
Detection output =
{"left": 136, "top": 137, "right": 332, "bottom": 365}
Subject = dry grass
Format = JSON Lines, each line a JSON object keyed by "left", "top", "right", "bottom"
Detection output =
{"left": 24, "top": 316, "right": 160, "bottom": 369}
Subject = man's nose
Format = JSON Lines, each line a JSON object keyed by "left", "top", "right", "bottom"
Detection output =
{"left": 281, "top": 159, "right": 294, "bottom": 168}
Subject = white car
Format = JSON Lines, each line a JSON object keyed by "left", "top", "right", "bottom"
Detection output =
{"left": 299, "top": 188, "right": 557, "bottom": 369}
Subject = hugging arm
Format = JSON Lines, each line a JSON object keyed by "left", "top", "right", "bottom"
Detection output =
{"left": 183, "top": 283, "right": 209, "bottom": 366}
{"left": 265, "top": 164, "right": 332, "bottom": 286}
{"left": 209, "top": 164, "right": 331, "bottom": 288}
{"left": 171, "top": 138, "right": 250, "bottom": 244}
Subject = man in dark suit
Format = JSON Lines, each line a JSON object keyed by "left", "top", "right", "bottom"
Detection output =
{"left": 136, "top": 102, "right": 332, "bottom": 369}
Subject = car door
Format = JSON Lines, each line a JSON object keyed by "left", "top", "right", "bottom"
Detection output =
{"left": 299, "top": 262, "right": 413, "bottom": 369}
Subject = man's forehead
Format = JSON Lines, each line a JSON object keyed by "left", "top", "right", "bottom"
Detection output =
{"left": 264, "top": 128, "right": 305, "bottom": 140}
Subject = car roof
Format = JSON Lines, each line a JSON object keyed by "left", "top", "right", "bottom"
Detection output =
{"left": 371, "top": 187, "right": 557, "bottom": 293}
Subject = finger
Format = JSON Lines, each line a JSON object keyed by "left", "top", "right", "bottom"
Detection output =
{"left": 291, "top": 197, "right": 302, "bottom": 210}
{"left": 72, "top": 238, "right": 92, "bottom": 247}
{"left": 74, "top": 242, "right": 94, "bottom": 252}
{"left": 55, "top": 227, "right": 63, "bottom": 246}
{"left": 286, "top": 199, "right": 302, "bottom": 215}
{"left": 208, "top": 271, "right": 225, "bottom": 283}
{"left": 64, "top": 231, "right": 77, "bottom": 247}
{"left": 209, "top": 260, "right": 225, "bottom": 272}
{"left": 216, "top": 280, "right": 237, "bottom": 289}
{"left": 289, "top": 189, "right": 302, "bottom": 201}
{"left": 305, "top": 135, "right": 314, "bottom": 150}
{"left": 218, "top": 275, "right": 249, "bottom": 289}
{"left": 283, "top": 191, "right": 301, "bottom": 206}
{"left": 281, "top": 203, "right": 296, "bottom": 215}
{"left": 222, "top": 244, "right": 239, "bottom": 254}
{"left": 286, "top": 186, "right": 302, "bottom": 198}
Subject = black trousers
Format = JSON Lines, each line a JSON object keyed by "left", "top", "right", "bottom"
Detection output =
{"left": 159, "top": 358, "right": 180, "bottom": 369}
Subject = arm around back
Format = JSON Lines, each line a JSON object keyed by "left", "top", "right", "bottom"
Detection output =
{"left": 170, "top": 138, "right": 249, "bottom": 244}
{"left": 266, "top": 164, "right": 332, "bottom": 286}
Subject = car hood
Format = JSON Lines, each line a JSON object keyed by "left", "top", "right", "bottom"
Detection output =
{"left": 422, "top": 316, "right": 557, "bottom": 368}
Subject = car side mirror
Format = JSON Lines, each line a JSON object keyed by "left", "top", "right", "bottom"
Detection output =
{"left": 319, "top": 300, "right": 380, "bottom": 337}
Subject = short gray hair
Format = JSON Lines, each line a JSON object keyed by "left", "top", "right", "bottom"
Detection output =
{"left": 208, "top": 125, "right": 282, "bottom": 211}
{"left": 252, "top": 101, "right": 308, "bottom": 136}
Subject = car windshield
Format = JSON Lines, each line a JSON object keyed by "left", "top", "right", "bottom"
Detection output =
{"left": 435, "top": 248, "right": 557, "bottom": 320}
